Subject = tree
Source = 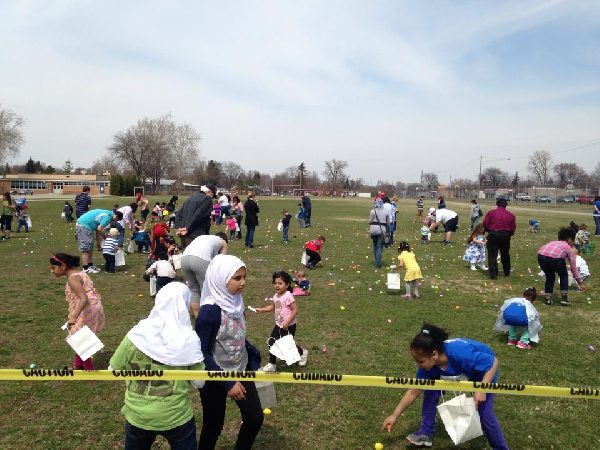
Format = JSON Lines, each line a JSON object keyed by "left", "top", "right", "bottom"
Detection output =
{"left": 205, "top": 160, "right": 222, "bottom": 185}
{"left": 528, "top": 150, "right": 552, "bottom": 186}
{"left": 43, "top": 165, "right": 56, "bottom": 174}
{"left": 322, "top": 159, "right": 348, "bottom": 194}
{"left": 63, "top": 159, "right": 73, "bottom": 174}
{"left": 25, "top": 157, "right": 36, "bottom": 173}
{"left": 0, "top": 104, "right": 24, "bottom": 164}
{"left": 422, "top": 173, "right": 439, "bottom": 190}
{"left": 591, "top": 162, "right": 600, "bottom": 192}
{"left": 511, "top": 172, "right": 520, "bottom": 189}
{"left": 2, "top": 163, "right": 9, "bottom": 174}
{"left": 483, "top": 167, "right": 509, "bottom": 189}
{"left": 552, "top": 163, "right": 587, "bottom": 188}
{"left": 221, "top": 161, "right": 244, "bottom": 189}
{"left": 166, "top": 122, "right": 201, "bottom": 182}
{"left": 298, "top": 162, "right": 306, "bottom": 189}
{"left": 90, "top": 155, "right": 121, "bottom": 175}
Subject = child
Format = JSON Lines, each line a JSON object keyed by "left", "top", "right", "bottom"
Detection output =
{"left": 397, "top": 241, "right": 423, "bottom": 299}
{"left": 109, "top": 282, "right": 205, "bottom": 448}
{"left": 292, "top": 270, "right": 311, "bottom": 296}
{"left": 494, "top": 287, "right": 542, "bottom": 350}
{"left": 304, "top": 235, "right": 325, "bottom": 269}
{"left": 195, "top": 255, "right": 263, "bottom": 448}
{"left": 568, "top": 249, "right": 590, "bottom": 288}
{"left": 152, "top": 202, "right": 162, "bottom": 215}
{"left": 225, "top": 215, "right": 238, "bottom": 241}
{"left": 381, "top": 323, "right": 509, "bottom": 450}
{"left": 132, "top": 222, "right": 151, "bottom": 253}
{"left": 463, "top": 224, "right": 488, "bottom": 271}
{"left": 281, "top": 209, "right": 292, "bottom": 243}
{"left": 295, "top": 203, "right": 306, "bottom": 228}
{"left": 212, "top": 202, "right": 222, "bottom": 225}
{"left": 574, "top": 224, "right": 590, "bottom": 252}
{"left": 102, "top": 228, "right": 120, "bottom": 273}
{"left": 537, "top": 227, "right": 585, "bottom": 306}
{"left": 529, "top": 219, "right": 540, "bottom": 233}
{"left": 252, "top": 271, "right": 308, "bottom": 371}
{"left": 145, "top": 252, "right": 177, "bottom": 293}
{"left": 63, "top": 201, "right": 74, "bottom": 223}
{"left": 50, "top": 253, "right": 105, "bottom": 370}
{"left": 419, "top": 224, "right": 430, "bottom": 244}
{"left": 15, "top": 203, "right": 30, "bottom": 233}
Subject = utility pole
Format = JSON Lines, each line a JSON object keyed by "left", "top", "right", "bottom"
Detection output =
{"left": 478, "top": 155, "right": 483, "bottom": 199}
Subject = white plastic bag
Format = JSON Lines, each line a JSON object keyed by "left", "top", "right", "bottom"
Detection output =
{"left": 127, "top": 240, "right": 135, "bottom": 253}
{"left": 61, "top": 212, "right": 66, "bottom": 218}
{"left": 256, "top": 381, "right": 277, "bottom": 408}
{"left": 387, "top": 272, "right": 401, "bottom": 290}
{"left": 26, "top": 216, "right": 32, "bottom": 230}
{"left": 277, "top": 221, "right": 283, "bottom": 232}
{"left": 437, "top": 394, "right": 483, "bottom": 445}
{"left": 64, "top": 324, "right": 104, "bottom": 361}
{"left": 115, "top": 250, "right": 126, "bottom": 267}
{"left": 172, "top": 254, "right": 182, "bottom": 270}
{"left": 149, "top": 275, "right": 157, "bottom": 297}
{"left": 301, "top": 249, "right": 308, "bottom": 266}
{"left": 268, "top": 334, "right": 301, "bottom": 365}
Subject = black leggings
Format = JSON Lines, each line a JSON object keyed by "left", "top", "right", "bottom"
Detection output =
{"left": 268, "top": 324, "right": 304, "bottom": 364}
{"left": 538, "top": 254, "right": 569, "bottom": 294}
{"left": 305, "top": 249, "right": 321, "bottom": 267}
{"left": 198, "top": 380, "right": 263, "bottom": 450}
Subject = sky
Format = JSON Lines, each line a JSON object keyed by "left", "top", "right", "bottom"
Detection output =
{"left": 1, "top": 0, "right": 600, "bottom": 184}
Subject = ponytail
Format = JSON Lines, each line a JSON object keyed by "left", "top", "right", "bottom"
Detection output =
{"left": 410, "top": 323, "right": 448, "bottom": 355}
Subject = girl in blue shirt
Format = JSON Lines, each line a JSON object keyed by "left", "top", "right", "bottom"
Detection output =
{"left": 381, "top": 323, "right": 508, "bottom": 449}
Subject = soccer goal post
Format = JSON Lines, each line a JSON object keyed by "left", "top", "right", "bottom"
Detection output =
{"left": 134, "top": 186, "right": 145, "bottom": 196}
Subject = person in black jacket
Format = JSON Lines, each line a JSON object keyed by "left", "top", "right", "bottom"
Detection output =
{"left": 175, "top": 184, "right": 216, "bottom": 249}
{"left": 302, "top": 192, "right": 312, "bottom": 227}
{"left": 244, "top": 193, "right": 259, "bottom": 248}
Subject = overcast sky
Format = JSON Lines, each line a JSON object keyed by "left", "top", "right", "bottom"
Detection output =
{"left": 1, "top": 0, "right": 599, "bottom": 184}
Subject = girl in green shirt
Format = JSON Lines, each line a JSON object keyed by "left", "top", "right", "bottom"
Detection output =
{"left": 1, "top": 192, "right": 15, "bottom": 240}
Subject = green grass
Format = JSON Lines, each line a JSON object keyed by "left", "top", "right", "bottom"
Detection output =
{"left": 0, "top": 196, "right": 599, "bottom": 449}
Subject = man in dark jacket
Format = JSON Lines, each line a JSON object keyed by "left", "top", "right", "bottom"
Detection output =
{"left": 483, "top": 198, "right": 516, "bottom": 280}
{"left": 175, "top": 184, "right": 216, "bottom": 249}
{"left": 302, "top": 192, "right": 312, "bottom": 228}
{"left": 244, "top": 193, "right": 260, "bottom": 248}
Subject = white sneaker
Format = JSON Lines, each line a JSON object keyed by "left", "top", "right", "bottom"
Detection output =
{"left": 259, "top": 363, "right": 277, "bottom": 372}
{"left": 470, "top": 265, "right": 477, "bottom": 271}
{"left": 85, "top": 266, "right": 101, "bottom": 274}
{"left": 299, "top": 349, "right": 308, "bottom": 366}
{"left": 480, "top": 265, "right": 488, "bottom": 270}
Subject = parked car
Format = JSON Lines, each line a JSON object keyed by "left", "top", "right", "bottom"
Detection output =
{"left": 515, "top": 193, "right": 531, "bottom": 201}
{"left": 535, "top": 195, "right": 552, "bottom": 203}
{"left": 557, "top": 195, "right": 577, "bottom": 203}
{"left": 576, "top": 195, "right": 596, "bottom": 205}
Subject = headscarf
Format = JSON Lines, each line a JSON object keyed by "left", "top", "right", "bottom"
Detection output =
{"left": 200, "top": 254, "right": 246, "bottom": 319}
{"left": 374, "top": 198, "right": 384, "bottom": 208}
{"left": 127, "top": 282, "right": 203, "bottom": 366}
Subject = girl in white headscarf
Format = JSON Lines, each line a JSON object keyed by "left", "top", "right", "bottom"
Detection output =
{"left": 109, "top": 282, "right": 205, "bottom": 449}
{"left": 196, "top": 254, "right": 263, "bottom": 449}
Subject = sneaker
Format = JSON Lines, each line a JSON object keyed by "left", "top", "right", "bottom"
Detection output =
{"left": 259, "top": 363, "right": 277, "bottom": 372}
{"left": 470, "top": 265, "right": 477, "bottom": 271}
{"left": 299, "top": 349, "right": 308, "bottom": 367}
{"left": 507, "top": 339, "right": 518, "bottom": 346}
{"left": 85, "top": 266, "right": 100, "bottom": 274}
{"left": 560, "top": 298, "right": 571, "bottom": 307}
{"left": 402, "top": 294, "right": 412, "bottom": 299}
{"left": 406, "top": 432, "right": 433, "bottom": 447}
{"left": 441, "top": 240, "right": 449, "bottom": 245}
{"left": 480, "top": 266, "right": 488, "bottom": 270}
{"left": 516, "top": 341, "right": 532, "bottom": 350}
{"left": 544, "top": 297, "right": 553, "bottom": 306}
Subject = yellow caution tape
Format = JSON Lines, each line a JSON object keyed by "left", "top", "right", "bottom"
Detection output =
{"left": 1, "top": 369, "right": 599, "bottom": 400}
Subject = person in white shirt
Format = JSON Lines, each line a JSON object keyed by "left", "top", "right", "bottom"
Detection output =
{"left": 218, "top": 192, "right": 230, "bottom": 217}
{"left": 117, "top": 202, "right": 138, "bottom": 250}
{"left": 145, "top": 254, "right": 177, "bottom": 294}
{"left": 181, "top": 232, "right": 229, "bottom": 317}
{"left": 429, "top": 208, "right": 459, "bottom": 245}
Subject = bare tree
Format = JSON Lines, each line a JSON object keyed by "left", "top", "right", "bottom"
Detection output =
{"left": 322, "top": 159, "right": 348, "bottom": 193}
{"left": 528, "top": 150, "right": 552, "bottom": 186}
{"left": 0, "top": 105, "right": 24, "bottom": 164}
{"left": 591, "top": 162, "right": 600, "bottom": 192}
{"left": 552, "top": 163, "right": 587, "bottom": 188}
{"left": 221, "top": 161, "right": 244, "bottom": 189}
{"left": 483, "top": 167, "right": 509, "bottom": 189}
{"left": 422, "top": 173, "right": 439, "bottom": 190}
{"left": 90, "top": 155, "right": 122, "bottom": 175}
{"left": 166, "top": 122, "right": 201, "bottom": 181}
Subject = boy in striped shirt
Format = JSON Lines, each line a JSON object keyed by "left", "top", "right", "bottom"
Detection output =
{"left": 102, "top": 228, "right": 120, "bottom": 273}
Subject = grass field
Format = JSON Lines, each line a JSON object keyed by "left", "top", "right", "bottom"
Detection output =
{"left": 0, "top": 196, "right": 598, "bottom": 449}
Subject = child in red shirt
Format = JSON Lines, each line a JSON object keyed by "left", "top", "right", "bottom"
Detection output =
{"left": 303, "top": 235, "right": 325, "bottom": 269}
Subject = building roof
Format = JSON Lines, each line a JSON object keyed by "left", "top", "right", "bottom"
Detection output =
{"left": 1, "top": 173, "right": 110, "bottom": 181}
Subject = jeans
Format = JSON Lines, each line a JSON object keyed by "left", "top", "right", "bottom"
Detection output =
{"left": 594, "top": 215, "right": 600, "bottom": 236}
{"left": 282, "top": 225, "right": 289, "bottom": 242}
{"left": 418, "top": 390, "right": 508, "bottom": 450}
{"left": 103, "top": 253, "right": 115, "bottom": 273}
{"left": 538, "top": 254, "right": 569, "bottom": 294}
{"left": 65, "top": 213, "right": 73, "bottom": 223}
{"left": 470, "top": 216, "right": 480, "bottom": 231}
{"left": 304, "top": 209, "right": 311, "bottom": 227}
{"left": 16, "top": 218, "right": 29, "bottom": 232}
{"left": 235, "top": 214, "right": 243, "bottom": 238}
{"left": 245, "top": 226, "right": 255, "bottom": 247}
{"left": 125, "top": 417, "right": 196, "bottom": 450}
{"left": 486, "top": 231, "right": 511, "bottom": 279}
{"left": 371, "top": 234, "right": 384, "bottom": 268}
{"left": 198, "top": 381, "right": 263, "bottom": 449}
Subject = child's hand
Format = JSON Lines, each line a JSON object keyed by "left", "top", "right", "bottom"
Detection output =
{"left": 227, "top": 382, "right": 246, "bottom": 401}
{"left": 474, "top": 391, "right": 486, "bottom": 408}
{"left": 380, "top": 415, "right": 396, "bottom": 433}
